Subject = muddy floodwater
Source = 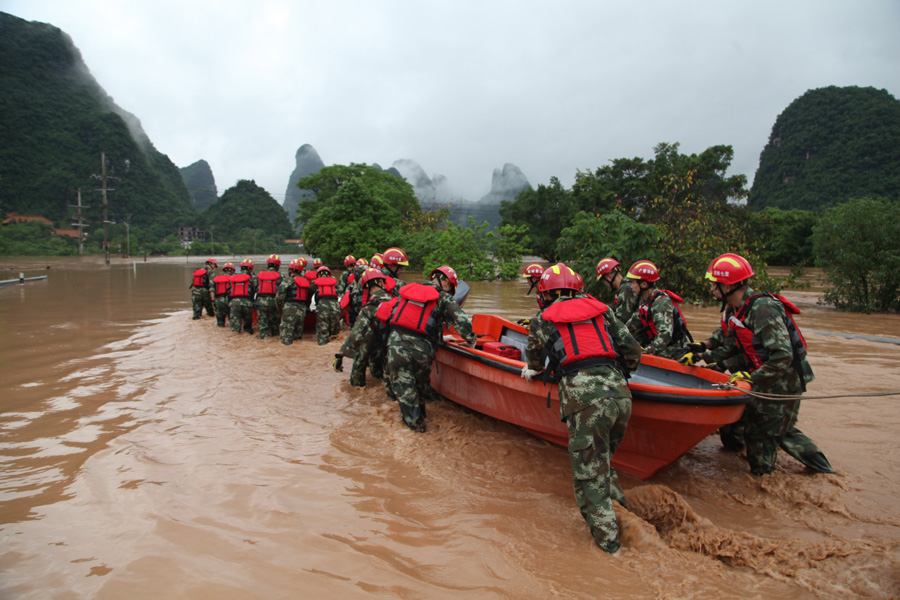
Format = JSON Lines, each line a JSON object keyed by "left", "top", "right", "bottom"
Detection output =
{"left": 1, "top": 256, "right": 899, "bottom": 599}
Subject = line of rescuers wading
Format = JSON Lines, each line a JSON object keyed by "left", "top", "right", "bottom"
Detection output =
{"left": 190, "top": 249, "right": 833, "bottom": 555}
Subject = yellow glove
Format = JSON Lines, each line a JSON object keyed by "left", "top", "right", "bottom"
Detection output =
{"left": 332, "top": 354, "right": 344, "bottom": 373}
{"left": 679, "top": 351, "right": 700, "bottom": 366}
{"left": 729, "top": 371, "right": 752, "bottom": 385}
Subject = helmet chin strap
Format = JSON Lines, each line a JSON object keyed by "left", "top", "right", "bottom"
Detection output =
{"left": 527, "top": 278, "right": 539, "bottom": 295}
{"left": 717, "top": 281, "right": 744, "bottom": 311}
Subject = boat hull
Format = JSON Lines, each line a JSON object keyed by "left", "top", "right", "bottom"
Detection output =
{"left": 432, "top": 314, "right": 751, "bottom": 479}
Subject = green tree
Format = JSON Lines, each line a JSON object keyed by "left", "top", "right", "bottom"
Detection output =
{"left": 302, "top": 178, "right": 403, "bottom": 263}
{"left": 421, "top": 218, "right": 496, "bottom": 281}
{"left": 745, "top": 207, "right": 819, "bottom": 266}
{"left": 494, "top": 224, "right": 531, "bottom": 280}
{"left": 556, "top": 211, "right": 662, "bottom": 299}
{"left": 295, "top": 163, "right": 418, "bottom": 232}
{"left": 498, "top": 177, "right": 574, "bottom": 261}
{"left": 812, "top": 198, "right": 900, "bottom": 312}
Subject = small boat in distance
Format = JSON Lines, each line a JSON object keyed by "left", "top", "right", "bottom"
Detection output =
{"left": 432, "top": 314, "right": 752, "bottom": 479}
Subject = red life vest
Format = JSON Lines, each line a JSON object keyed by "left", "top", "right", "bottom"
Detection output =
{"left": 212, "top": 274, "right": 232, "bottom": 296}
{"left": 637, "top": 290, "right": 691, "bottom": 342}
{"left": 314, "top": 276, "right": 338, "bottom": 299}
{"left": 541, "top": 297, "right": 621, "bottom": 378}
{"left": 376, "top": 297, "right": 399, "bottom": 324}
{"left": 728, "top": 293, "right": 808, "bottom": 372}
{"left": 257, "top": 270, "right": 281, "bottom": 296}
{"left": 192, "top": 268, "right": 209, "bottom": 288}
{"left": 285, "top": 276, "right": 310, "bottom": 302}
{"left": 348, "top": 273, "right": 355, "bottom": 285}
{"left": 387, "top": 283, "right": 441, "bottom": 338}
{"left": 304, "top": 270, "right": 318, "bottom": 281}
{"left": 230, "top": 273, "right": 252, "bottom": 298}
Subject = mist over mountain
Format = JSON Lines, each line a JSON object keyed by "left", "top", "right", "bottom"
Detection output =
{"left": 180, "top": 159, "right": 218, "bottom": 212}
{"left": 391, "top": 159, "right": 457, "bottom": 205}
{"left": 0, "top": 11, "right": 195, "bottom": 233}
{"left": 282, "top": 144, "right": 326, "bottom": 227}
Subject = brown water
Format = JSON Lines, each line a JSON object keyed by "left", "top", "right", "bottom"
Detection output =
{"left": 1, "top": 257, "right": 899, "bottom": 599}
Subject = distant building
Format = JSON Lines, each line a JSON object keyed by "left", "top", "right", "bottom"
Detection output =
{"left": 2, "top": 213, "right": 84, "bottom": 238}
{"left": 179, "top": 226, "right": 206, "bottom": 243}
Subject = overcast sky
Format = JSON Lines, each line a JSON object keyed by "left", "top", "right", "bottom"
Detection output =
{"left": 3, "top": 0, "right": 899, "bottom": 204}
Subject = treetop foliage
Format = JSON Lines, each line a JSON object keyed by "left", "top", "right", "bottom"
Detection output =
{"left": 750, "top": 86, "right": 900, "bottom": 210}
{"left": 201, "top": 179, "right": 294, "bottom": 241}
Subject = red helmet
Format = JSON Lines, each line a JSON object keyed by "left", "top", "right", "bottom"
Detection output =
{"left": 288, "top": 259, "right": 303, "bottom": 272}
{"left": 312, "top": 258, "right": 323, "bottom": 268}
{"left": 206, "top": 257, "right": 218, "bottom": 266}
{"left": 538, "top": 263, "right": 581, "bottom": 294}
{"left": 521, "top": 263, "right": 544, "bottom": 279}
{"left": 343, "top": 255, "right": 356, "bottom": 267}
{"left": 316, "top": 265, "right": 331, "bottom": 276}
{"left": 294, "top": 256, "right": 308, "bottom": 270}
{"left": 383, "top": 247, "right": 409, "bottom": 267}
{"left": 370, "top": 253, "right": 384, "bottom": 267}
{"left": 267, "top": 254, "right": 281, "bottom": 267}
{"left": 706, "top": 253, "right": 754, "bottom": 285}
{"left": 360, "top": 267, "right": 386, "bottom": 288}
{"left": 596, "top": 258, "right": 621, "bottom": 280}
{"left": 240, "top": 259, "right": 254, "bottom": 271}
{"left": 355, "top": 257, "right": 369, "bottom": 267}
{"left": 626, "top": 260, "right": 660, "bottom": 282}
{"left": 223, "top": 262, "right": 235, "bottom": 272}
{"left": 430, "top": 265, "right": 459, "bottom": 288}
{"left": 574, "top": 271, "right": 584, "bottom": 291}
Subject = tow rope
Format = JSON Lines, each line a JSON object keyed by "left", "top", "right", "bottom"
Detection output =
{"left": 713, "top": 382, "right": 900, "bottom": 402}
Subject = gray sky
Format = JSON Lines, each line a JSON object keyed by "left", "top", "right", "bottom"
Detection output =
{"left": 3, "top": 0, "right": 899, "bottom": 204}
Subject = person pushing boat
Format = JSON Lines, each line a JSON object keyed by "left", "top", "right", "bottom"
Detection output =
{"left": 520, "top": 263, "right": 642, "bottom": 554}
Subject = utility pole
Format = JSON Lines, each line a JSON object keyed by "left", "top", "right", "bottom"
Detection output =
{"left": 124, "top": 213, "right": 131, "bottom": 258}
{"left": 91, "top": 152, "right": 116, "bottom": 265}
{"left": 69, "top": 188, "right": 90, "bottom": 257}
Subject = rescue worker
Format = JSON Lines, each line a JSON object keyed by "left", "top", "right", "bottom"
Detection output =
{"left": 311, "top": 265, "right": 341, "bottom": 345}
{"left": 256, "top": 254, "right": 284, "bottom": 339}
{"left": 381, "top": 265, "right": 475, "bottom": 432}
{"left": 229, "top": 259, "right": 257, "bottom": 334}
{"left": 521, "top": 262, "right": 544, "bottom": 295}
{"left": 277, "top": 258, "right": 311, "bottom": 345}
{"left": 211, "top": 262, "right": 235, "bottom": 327}
{"left": 687, "top": 253, "right": 833, "bottom": 475}
{"left": 190, "top": 257, "right": 217, "bottom": 319}
{"left": 596, "top": 258, "right": 638, "bottom": 324}
{"left": 340, "top": 258, "right": 370, "bottom": 327}
{"left": 336, "top": 254, "right": 357, "bottom": 295}
{"left": 521, "top": 263, "right": 642, "bottom": 554}
{"left": 333, "top": 267, "right": 394, "bottom": 386}
{"left": 381, "top": 247, "right": 409, "bottom": 290}
{"left": 624, "top": 260, "right": 693, "bottom": 359}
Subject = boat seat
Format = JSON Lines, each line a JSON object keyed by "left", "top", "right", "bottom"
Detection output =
{"left": 498, "top": 333, "right": 526, "bottom": 361}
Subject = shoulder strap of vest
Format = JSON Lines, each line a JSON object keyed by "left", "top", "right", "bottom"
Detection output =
{"left": 543, "top": 296, "right": 607, "bottom": 323}
{"left": 399, "top": 282, "right": 441, "bottom": 302}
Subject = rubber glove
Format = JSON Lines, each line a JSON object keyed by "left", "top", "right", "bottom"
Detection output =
{"left": 442, "top": 334, "right": 458, "bottom": 343}
{"left": 332, "top": 354, "right": 343, "bottom": 373}
{"left": 516, "top": 318, "right": 531, "bottom": 327}
{"left": 464, "top": 339, "right": 477, "bottom": 348}
{"left": 729, "top": 371, "right": 752, "bottom": 385}
{"left": 679, "top": 351, "right": 700, "bottom": 366}
{"left": 520, "top": 365, "right": 541, "bottom": 381}
{"left": 704, "top": 362, "right": 726, "bottom": 372}
{"left": 309, "top": 297, "right": 317, "bottom": 313}
{"left": 687, "top": 341, "right": 707, "bottom": 354}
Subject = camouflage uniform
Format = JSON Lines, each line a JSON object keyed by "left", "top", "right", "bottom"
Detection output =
{"left": 229, "top": 271, "right": 257, "bottom": 334}
{"left": 703, "top": 288, "right": 829, "bottom": 475}
{"left": 626, "top": 290, "right": 692, "bottom": 360}
{"left": 386, "top": 283, "right": 475, "bottom": 431}
{"left": 211, "top": 274, "right": 232, "bottom": 327}
{"left": 340, "top": 287, "right": 392, "bottom": 386}
{"left": 702, "top": 311, "right": 753, "bottom": 451}
{"left": 190, "top": 266, "right": 215, "bottom": 319}
{"left": 526, "top": 295, "right": 642, "bottom": 554}
{"left": 255, "top": 267, "right": 283, "bottom": 339}
{"left": 276, "top": 275, "right": 310, "bottom": 345}
{"left": 311, "top": 280, "right": 341, "bottom": 346}
{"left": 613, "top": 282, "right": 638, "bottom": 324}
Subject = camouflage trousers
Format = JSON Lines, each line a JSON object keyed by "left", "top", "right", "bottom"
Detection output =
{"left": 229, "top": 297, "right": 254, "bottom": 333}
{"left": 315, "top": 298, "right": 341, "bottom": 345}
{"left": 279, "top": 302, "right": 307, "bottom": 345}
{"left": 214, "top": 297, "right": 230, "bottom": 327}
{"left": 386, "top": 338, "right": 433, "bottom": 431}
{"left": 736, "top": 398, "right": 832, "bottom": 475}
{"left": 349, "top": 346, "right": 385, "bottom": 387}
{"left": 564, "top": 395, "right": 631, "bottom": 554}
{"left": 256, "top": 297, "right": 280, "bottom": 339}
{"left": 191, "top": 290, "right": 214, "bottom": 319}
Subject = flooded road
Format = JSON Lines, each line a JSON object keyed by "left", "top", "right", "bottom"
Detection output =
{"left": 1, "top": 257, "right": 899, "bottom": 599}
